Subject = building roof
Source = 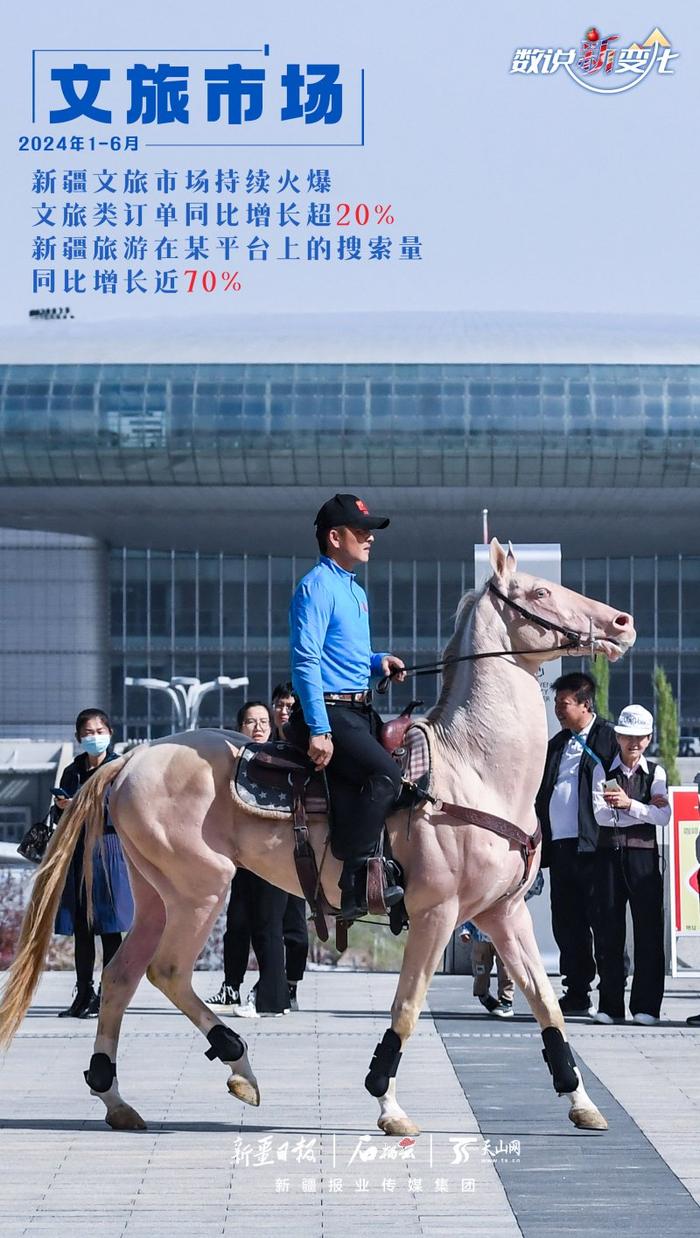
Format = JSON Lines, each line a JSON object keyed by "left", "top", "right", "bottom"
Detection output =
{"left": 4, "top": 310, "right": 700, "bottom": 366}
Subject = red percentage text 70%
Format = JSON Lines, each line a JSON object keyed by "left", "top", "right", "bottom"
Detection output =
{"left": 336, "top": 203, "right": 395, "bottom": 225}
{"left": 184, "top": 270, "right": 242, "bottom": 292}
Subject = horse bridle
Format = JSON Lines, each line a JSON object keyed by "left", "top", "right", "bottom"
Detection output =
{"left": 377, "top": 582, "right": 592, "bottom": 694}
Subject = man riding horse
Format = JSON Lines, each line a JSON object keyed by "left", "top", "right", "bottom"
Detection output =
{"left": 287, "top": 493, "right": 419, "bottom": 919}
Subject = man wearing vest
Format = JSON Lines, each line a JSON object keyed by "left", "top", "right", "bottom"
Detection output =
{"left": 536, "top": 673, "right": 618, "bottom": 1016}
{"left": 288, "top": 494, "right": 418, "bottom": 920}
{"left": 590, "top": 705, "right": 670, "bottom": 1025}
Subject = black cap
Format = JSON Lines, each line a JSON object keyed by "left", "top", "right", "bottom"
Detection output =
{"left": 314, "top": 493, "right": 390, "bottom": 532}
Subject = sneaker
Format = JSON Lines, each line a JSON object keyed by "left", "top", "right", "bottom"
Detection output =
{"left": 288, "top": 983, "right": 299, "bottom": 1013}
{"left": 633, "top": 1013, "right": 660, "bottom": 1026}
{"left": 258, "top": 1009, "right": 290, "bottom": 1018}
{"left": 205, "top": 983, "right": 241, "bottom": 1012}
{"left": 492, "top": 1000, "right": 514, "bottom": 1019}
{"left": 478, "top": 994, "right": 500, "bottom": 1013}
{"left": 686, "top": 1012, "right": 700, "bottom": 1026}
{"left": 559, "top": 993, "right": 593, "bottom": 1016}
{"left": 592, "top": 1010, "right": 616, "bottom": 1024}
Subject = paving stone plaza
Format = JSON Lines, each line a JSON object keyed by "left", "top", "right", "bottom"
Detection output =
{"left": 0, "top": 969, "right": 698, "bottom": 1236}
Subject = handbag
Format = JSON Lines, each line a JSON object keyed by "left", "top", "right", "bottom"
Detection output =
{"left": 17, "top": 816, "right": 54, "bottom": 864}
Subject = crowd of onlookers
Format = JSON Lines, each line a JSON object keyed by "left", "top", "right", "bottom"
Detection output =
{"left": 48, "top": 671, "right": 698, "bottom": 1027}
{"left": 473, "top": 672, "right": 685, "bottom": 1026}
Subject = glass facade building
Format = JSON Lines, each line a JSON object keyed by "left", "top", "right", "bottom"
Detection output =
{"left": 0, "top": 359, "right": 698, "bottom": 740}
{"left": 1, "top": 362, "right": 700, "bottom": 487}
{"left": 111, "top": 548, "right": 700, "bottom": 741}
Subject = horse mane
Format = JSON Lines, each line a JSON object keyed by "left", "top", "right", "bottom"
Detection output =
{"left": 438, "top": 587, "right": 482, "bottom": 695}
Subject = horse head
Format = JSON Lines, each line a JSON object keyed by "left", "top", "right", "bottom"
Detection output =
{"left": 487, "top": 538, "right": 636, "bottom": 663}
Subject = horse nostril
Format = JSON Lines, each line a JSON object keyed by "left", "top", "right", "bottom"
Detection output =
{"left": 613, "top": 613, "right": 632, "bottom": 629}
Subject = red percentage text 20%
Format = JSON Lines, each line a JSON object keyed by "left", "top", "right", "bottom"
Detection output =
{"left": 184, "top": 270, "right": 242, "bottom": 292}
{"left": 336, "top": 203, "right": 395, "bottom": 225}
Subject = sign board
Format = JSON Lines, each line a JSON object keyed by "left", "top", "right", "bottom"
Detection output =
{"left": 668, "top": 785, "right": 700, "bottom": 977}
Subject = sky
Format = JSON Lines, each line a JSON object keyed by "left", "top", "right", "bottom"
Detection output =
{"left": 1, "top": 1, "right": 698, "bottom": 335}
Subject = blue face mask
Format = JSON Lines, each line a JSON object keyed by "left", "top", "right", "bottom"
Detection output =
{"left": 80, "top": 734, "right": 111, "bottom": 756}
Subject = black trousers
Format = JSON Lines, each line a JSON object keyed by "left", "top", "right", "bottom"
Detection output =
{"left": 73, "top": 902, "right": 121, "bottom": 991}
{"left": 282, "top": 894, "right": 309, "bottom": 984}
{"left": 590, "top": 845, "right": 665, "bottom": 1019}
{"left": 288, "top": 703, "right": 402, "bottom": 861}
{"left": 222, "top": 869, "right": 290, "bottom": 1013}
{"left": 549, "top": 839, "right": 596, "bottom": 1003}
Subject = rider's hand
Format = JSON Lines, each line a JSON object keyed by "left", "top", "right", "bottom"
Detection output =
{"left": 381, "top": 655, "right": 406, "bottom": 683}
{"left": 308, "top": 733, "right": 333, "bottom": 770}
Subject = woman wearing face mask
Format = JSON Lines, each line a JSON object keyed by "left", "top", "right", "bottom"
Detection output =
{"left": 206, "top": 700, "right": 290, "bottom": 1017}
{"left": 53, "top": 709, "right": 134, "bottom": 1019}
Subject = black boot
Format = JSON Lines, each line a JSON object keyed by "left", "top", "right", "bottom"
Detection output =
{"left": 79, "top": 985, "right": 101, "bottom": 1019}
{"left": 340, "top": 860, "right": 368, "bottom": 920}
{"left": 58, "top": 983, "right": 96, "bottom": 1019}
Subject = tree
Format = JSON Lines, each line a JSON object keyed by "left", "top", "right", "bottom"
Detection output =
{"left": 653, "top": 665, "right": 680, "bottom": 786}
{"left": 590, "top": 653, "right": 610, "bottom": 720}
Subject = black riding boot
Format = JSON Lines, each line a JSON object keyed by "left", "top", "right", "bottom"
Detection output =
{"left": 339, "top": 858, "right": 405, "bottom": 920}
{"left": 58, "top": 982, "right": 96, "bottom": 1019}
{"left": 340, "top": 859, "right": 368, "bottom": 920}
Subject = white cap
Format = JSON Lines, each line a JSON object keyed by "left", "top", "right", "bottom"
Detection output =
{"left": 614, "top": 705, "right": 654, "bottom": 735}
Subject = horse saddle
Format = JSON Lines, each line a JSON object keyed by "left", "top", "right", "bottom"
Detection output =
{"left": 234, "top": 741, "right": 327, "bottom": 817}
{"left": 232, "top": 737, "right": 409, "bottom": 948}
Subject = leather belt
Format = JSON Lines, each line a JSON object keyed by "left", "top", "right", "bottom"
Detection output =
{"left": 323, "top": 690, "right": 372, "bottom": 706}
{"left": 597, "top": 829, "right": 656, "bottom": 850}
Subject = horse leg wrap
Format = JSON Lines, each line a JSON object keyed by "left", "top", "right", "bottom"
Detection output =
{"left": 84, "top": 1053, "right": 116, "bottom": 1093}
{"left": 205, "top": 1024, "right": 245, "bottom": 1063}
{"left": 364, "top": 1029, "right": 402, "bottom": 1097}
{"left": 541, "top": 1027, "right": 579, "bottom": 1095}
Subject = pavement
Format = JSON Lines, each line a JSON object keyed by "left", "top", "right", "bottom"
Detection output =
{"left": 0, "top": 969, "right": 698, "bottom": 1237}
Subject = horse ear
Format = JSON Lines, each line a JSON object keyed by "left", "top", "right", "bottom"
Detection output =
{"left": 506, "top": 540, "right": 518, "bottom": 573}
{"left": 489, "top": 537, "right": 508, "bottom": 578}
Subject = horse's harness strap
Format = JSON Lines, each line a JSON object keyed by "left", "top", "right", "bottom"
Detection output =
{"left": 290, "top": 770, "right": 330, "bottom": 942}
{"left": 436, "top": 799, "right": 542, "bottom": 888}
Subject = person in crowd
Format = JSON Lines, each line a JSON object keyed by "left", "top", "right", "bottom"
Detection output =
{"left": 590, "top": 705, "right": 670, "bottom": 1025}
{"left": 55, "top": 709, "right": 133, "bottom": 1018}
{"left": 271, "top": 682, "right": 309, "bottom": 1012}
{"left": 206, "top": 700, "right": 290, "bottom": 1017}
{"left": 459, "top": 921, "right": 514, "bottom": 1017}
{"left": 459, "top": 870, "right": 544, "bottom": 1018}
{"left": 535, "top": 673, "right": 618, "bottom": 1016}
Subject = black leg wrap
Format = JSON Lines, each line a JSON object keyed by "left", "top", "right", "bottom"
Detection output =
{"left": 541, "top": 1027, "right": 579, "bottom": 1095}
{"left": 205, "top": 1023, "right": 245, "bottom": 1063}
{"left": 84, "top": 1052, "right": 116, "bottom": 1093}
{"left": 364, "top": 1028, "right": 402, "bottom": 1097}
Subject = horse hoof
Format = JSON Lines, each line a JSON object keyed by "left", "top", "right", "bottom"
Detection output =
{"left": 569, "top": 1106, "right": 608, "bottom": 1131}
{"left": 377, "top": 1115, "right": 421, "bottom": 1137}
{"left": 106, "top": 1104, "right": 147, "bottom": 1131}
{"left": 227, "top": 1074, "right": 260, "bottom": 1107}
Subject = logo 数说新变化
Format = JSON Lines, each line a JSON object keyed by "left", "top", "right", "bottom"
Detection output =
{"left": 511, "top": 27, "right": 678, "bottom": 93}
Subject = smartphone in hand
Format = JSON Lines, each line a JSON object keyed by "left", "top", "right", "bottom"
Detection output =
{"left": 52, "top": 787, "right": 71, "bottom": 800}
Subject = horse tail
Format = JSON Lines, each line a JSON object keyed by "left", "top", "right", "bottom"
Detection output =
{"left": 0, "top": 755, "right": 128, "bottom": 1049}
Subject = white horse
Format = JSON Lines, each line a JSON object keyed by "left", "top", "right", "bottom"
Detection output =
{"left": 0, "top": 540, "right": 635, "bottom": 1136}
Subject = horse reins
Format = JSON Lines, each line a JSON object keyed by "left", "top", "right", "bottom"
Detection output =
{"left": 377, "top": 583, "right": 591, "bottom": 694}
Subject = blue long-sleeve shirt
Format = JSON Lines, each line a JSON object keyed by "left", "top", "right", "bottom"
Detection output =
{"left": 289, "top": 556, "right": 387, "bottom": 735}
